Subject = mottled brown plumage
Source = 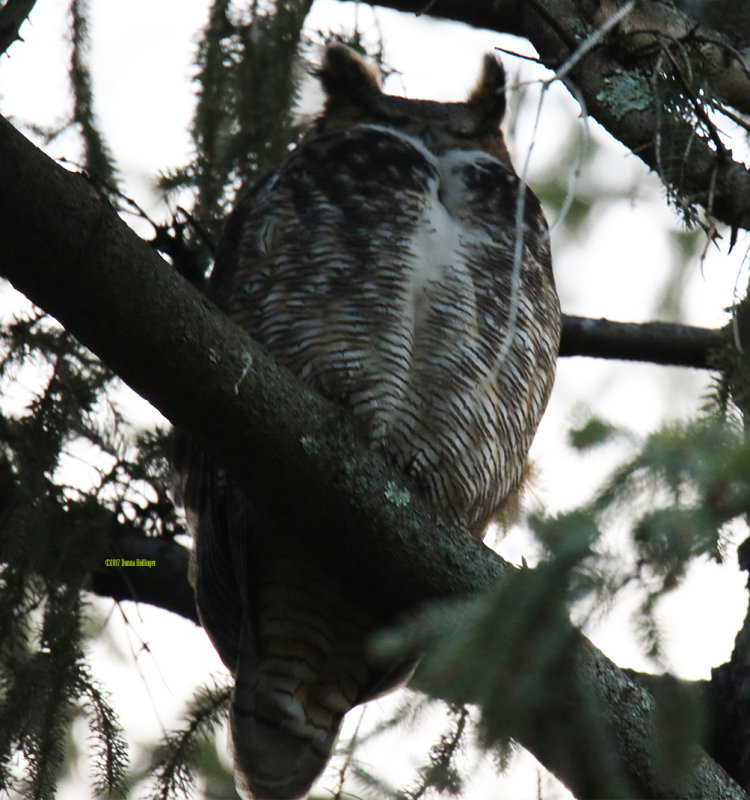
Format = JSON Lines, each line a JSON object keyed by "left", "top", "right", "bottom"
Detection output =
{"left": 182, "top": 44, "right": 561, "bottom": 799}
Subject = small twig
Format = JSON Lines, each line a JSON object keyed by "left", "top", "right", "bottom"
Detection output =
{"left": 554, "top": 0, "right": 636, "bottom": 82}
{"left": 493, "top": 45, "right": 546, "bottom": 65}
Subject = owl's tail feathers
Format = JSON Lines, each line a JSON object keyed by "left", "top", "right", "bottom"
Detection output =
{"left": 230, "top": 625, "right": 351, "bottom": 800}
{"left": 230, "top": 672, "right": 342, "bottom": 800}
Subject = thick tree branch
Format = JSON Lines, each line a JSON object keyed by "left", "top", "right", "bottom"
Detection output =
{"left": 0, "top": 114, "right": 744, "bottom": 799}
{"left": 522, "top": 0, "right": 750, "bottom": 230}
{"left": 707, "top": 291, "right": 750, "bottom": 791}
{"left": 0, "top": 113, "right": 502, "bottom": 615}
{"left": 366, "top": 0, "right": 525, "bottom": 36}
{"left": 585, "top": 0, "right": 750, "bottom": 116}
{"left": 89, "top": 528, "right": 199, "bottom": 625}
{"left": 561, "top": 315, "right": 725, "bottom": 368}
{"left": 354, "top": 0, "right": 750, "bottom": 231}
{"left": 710, "top": 562, "right": 750, "bottom": 792}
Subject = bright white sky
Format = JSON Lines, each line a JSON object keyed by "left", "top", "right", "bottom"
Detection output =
{"left": 1, "top": 1, "right": 749, "bottom": 798}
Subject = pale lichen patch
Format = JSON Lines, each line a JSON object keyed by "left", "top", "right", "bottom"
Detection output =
{"left": 597, "top": 70, "right": 653, "bottom": 119}
{"left": 384, "top": 480, "right": 411, "bottom": 508}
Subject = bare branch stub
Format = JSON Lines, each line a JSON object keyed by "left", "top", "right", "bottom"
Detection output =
{"left": 560, "top": 315, "right": 725, "bottom": 368}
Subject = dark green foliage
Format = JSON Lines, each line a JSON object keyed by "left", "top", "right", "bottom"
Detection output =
{"left": 146, "top": 680, "right": 232, "bottom": 800}
{"left": 10, "top": 0, "right": 119, "bottom": 193}
{"left": 0, "top": 307, "right": 183, "bottom": 796}
{"left": 568, "top": 415, "right": 623, "bottom": 450}
{"left": 372, "top": 410, "right": 748, "bottom": 788}
{"left": 541, "top": 414, "right": 750, "bottom": 663}
{"left": 713, "top": 280, "right": 750, "bottom": 425}
{"left": 402, "top": 706, "right": 469, "bottom": 799}
{"left": 153, "top": 0, "right": 315, "bottom": 288}
{"left": 0, "top": 309, "right": 161, "bottom": 796}
{"left": 341, "top": 699, "right": 474, "bottom": 800}
{"left": 0, "top": 2, "right": 324, "bottom": 794}
{"left": 593, "top": 418, "right": 748, "bottom": 564}
{"left": 376, "top": 554, "right": 581, "bottom": 759}
{"left": 82, "top": 677, "right": 130, "bottom": 797}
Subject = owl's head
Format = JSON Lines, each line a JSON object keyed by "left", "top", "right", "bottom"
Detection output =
{"left": 314, "top": 44, "right": 512, "bottom": 168}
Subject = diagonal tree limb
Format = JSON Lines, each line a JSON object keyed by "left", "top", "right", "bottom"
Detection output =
{"left": 521, "top": 0, "right": 750, "bottom": 231}
{"left": 582, "top": 0, "right": 750, "bottom": 116}
{"left": 0, "top": 112, "right": 745, "bottom": 800}
{"left": 710, "top": 560, "right": 750, "bottom": 791}
{"left": 351, "top": 0, "right": 750, "bottom": 231}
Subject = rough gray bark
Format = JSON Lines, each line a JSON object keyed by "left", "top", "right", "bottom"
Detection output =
{"left": 522, "top": 0, "right": 750, "bottom": 229}
{"left": 0, "top": 112, "right": 746, "bottom": 800}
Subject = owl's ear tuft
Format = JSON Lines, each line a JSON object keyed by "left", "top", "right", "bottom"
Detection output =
{"left": 318, "top": 44, "right": 382, "bottom": 108}
{"left": 467, "top": 53, "right": 506, "bottom": 127}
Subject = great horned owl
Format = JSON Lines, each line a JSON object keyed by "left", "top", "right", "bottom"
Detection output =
{"left": 182, "top": 44, "right": 560, "bottom": 799}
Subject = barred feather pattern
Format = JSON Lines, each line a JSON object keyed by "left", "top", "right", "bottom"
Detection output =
{"left": 183, "top": 45, "right": 561, "bottom": 800}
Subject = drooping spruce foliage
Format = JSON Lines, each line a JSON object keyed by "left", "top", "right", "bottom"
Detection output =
{"left": 145, "top": 681, "right": 232, "bottom": 800}
{"left": 1, "top": 0, "right": 750, "bottom": 798}
{"left": 0, "top": 311, "right": 142, "bottom": 797}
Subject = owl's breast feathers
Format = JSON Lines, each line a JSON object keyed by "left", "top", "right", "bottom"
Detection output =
{"left": 222, "top": 124, "right": 560, "bottom": 535}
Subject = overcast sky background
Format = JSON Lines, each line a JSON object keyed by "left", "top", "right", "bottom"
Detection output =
{"left": 1, "top": 1, "right": 750, "bottom": 797}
